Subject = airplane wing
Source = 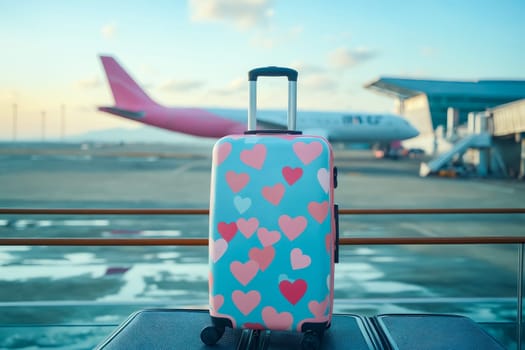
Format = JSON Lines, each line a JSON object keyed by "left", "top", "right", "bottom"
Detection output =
{"left": 256, "top": 119, "right": 287, "bottom": 130}
{"left": 257, "top": 112, "right": 330, "bottom": 139}
{"left": 302, "top": 128, "right": 329, "bottom": 139}
{"left": 98, "top": 106, "right": 145, "bottom": 120}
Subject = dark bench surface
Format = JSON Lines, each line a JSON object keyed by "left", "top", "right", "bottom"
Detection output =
{"left": 374, "top": 314, "right": 505, "bottom": 350}
{"left": 95, "top": 309, "right": 505, "bottom": 350}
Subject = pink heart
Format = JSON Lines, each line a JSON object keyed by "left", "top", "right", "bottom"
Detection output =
{"left": 237, "top": 218, "right": 259, "bottom": 238}
{"left": 262, "top": 183, "right": 285, "bottom": 206}
{"left": 240, "top": 144, "right": 266, "bottom": 170}
{"left": 257, "top": 228, "right": 281, "bottom": 247}
{"left": 262, "top": 306, "right": 293, "bottom": 331}
{"left": 217, "top": 222, "right": 237, "bottom": 242}
{"left": 317, "top": 168, "right": 330, "bottom": 193}
{"left": 308, "top": 201, "right": 329, "bottom": 224}
{"left": 216, "top": 142, "right": 232, "bottom": 165}
{"left": 282, "top": 167, "right": 303, "bottom": 186}
{"left": 226, "top": 171, "right": 250, "bottom": 193}
{"left": 278, "top": 215, "right": 307, "bottom": 241}
{"left": 325, "top": 233, "right": 332, "bottom": 253}
{"left": 308, "top": 299, "right": 329, "bottom": 319}
{"left": 279, "top": 279, "right": 307, "bottom": 305}
{"left": 230, "top": 260, "right": 259, "bottom": 286}
{"left": 249, "top": 246, "right": 275, "bottom": 271}
{"left": 211, "top": 294, "right": 224, "bottom": 313}
{"left": 290, "top": 248, "right": 311, "bottom": 270}
{"left": 293, "top": 141, "right": 323, "bottom": 165}
{"left": 232, "top": 290, "right": 261, "bottom": 316}
{"left": 212, "top": 238, "right": 228, "bottom": 263}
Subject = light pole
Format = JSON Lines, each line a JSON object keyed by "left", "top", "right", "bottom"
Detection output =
{"left": 12, "top": 103, "right": 17, "bottom": 141}
{"left": 60, "top": 104, "right": 66, "bottom": 140}
{"left": 41, "top": 110, "right": 46, "bottom": 141}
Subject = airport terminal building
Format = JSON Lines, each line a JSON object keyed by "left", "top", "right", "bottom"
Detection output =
{"left": 365, "top": 78, "right": 525, "bottom": 178}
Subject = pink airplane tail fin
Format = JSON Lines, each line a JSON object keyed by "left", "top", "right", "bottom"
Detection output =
{"left": 99, "top": 55, "right": 158, "bottom": 109}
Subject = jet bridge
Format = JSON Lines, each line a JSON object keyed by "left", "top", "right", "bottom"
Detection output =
{"left": 419, "top": 133, "right": 491, "bottom": 177}
{"left": 420, "top": 100, "right": 525, "bottom": 178}
{"left": 490, "top": 99, "right": 525, "bottom": 178}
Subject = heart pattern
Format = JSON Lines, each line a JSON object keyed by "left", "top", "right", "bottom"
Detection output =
{"left": 282, "top": 166, "right": 303, "bottom": 186}
{"left": 290, "top": 248, "right": 311, "bottom": 270}
{"left": 308, "top": 201, "right": 329, "bottom": 224}
{"left": 231, "top": 260, "right": 259, "bottom": 286}
{"left": 262, "top": 307, "right": 293, "bottom": 331}
{"left": 279, "top": 279, "right": 307, "bottom": 305}
{"left": 234, "top": 196, "right": 251, "bottom": 214}
{"left": 262, "top": 183, "right": 285, "bottom": 206}
{"left": 257, "top": 228, "right": 281, "bottom": 247}
{"left": 217, "top": 222, "right": 237, "bottom": 242}
{"left": 293, "top": 141, "right": 323, "bottom": 165}
{"left": 237, "top": 217, "right": 259, "bottom": 238}
{"left": 249, "top": 246, "right": 275, "bottom": 271}
{"left": 278, "top": 215, "right": 307, "bottom": 241}
{"left": 209, "top": 136, "right": 334, "bottom": 332}
{"left": 232, "top": 290, "right": 261, "bottom": 316}
{"left": 241, "top": 144, "right": 267, "bottom": 169}
{"left": 212, "top": 294, "right": 224, "bottom": 313}
{"left": 212, "top": 238, "right": 228, "bottom": 263}
{"left": 226, "top": 171, "right": 250, "bottom": 193}
{"left": 216, "top": 142, "right": 232, "bottom": 165}
{"left": 317, "top": 168, "right": 330, "bottom": 194}
{"left": 308, "top": 297, "right": 329, "bottom": 319}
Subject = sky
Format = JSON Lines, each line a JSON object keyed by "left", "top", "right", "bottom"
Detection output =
{"left": 0, "top": 0, "right": 524, "bottom": 140}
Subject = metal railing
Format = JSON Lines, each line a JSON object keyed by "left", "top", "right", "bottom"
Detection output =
{"left": 1, "top": 207, "right": 524, "bottom": 348}
{"left": 1, "top": 207, "right": 524, "bottom": 247}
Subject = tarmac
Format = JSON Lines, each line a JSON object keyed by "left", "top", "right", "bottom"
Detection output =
{"left": 2, "top": 141, "right": 524, "bottom": 208}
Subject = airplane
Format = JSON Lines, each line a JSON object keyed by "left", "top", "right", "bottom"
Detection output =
{"left": 98, "top": 55, "right": 419, "bottom": 145}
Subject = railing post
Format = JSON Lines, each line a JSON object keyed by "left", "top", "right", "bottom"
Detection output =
{"left": 518, "top": 243, "right": 524, "bottom": 349}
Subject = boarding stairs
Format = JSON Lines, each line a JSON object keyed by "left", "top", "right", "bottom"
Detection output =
{"left": 419, "top": 133, "right": 491, "bottom": 177}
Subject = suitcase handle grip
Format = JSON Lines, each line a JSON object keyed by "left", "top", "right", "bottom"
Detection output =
{"left": 247, "top": 66, "right": 298, "bottom": 131}
{"left": 248, "top": 66, "right": 298, "bottom": 82}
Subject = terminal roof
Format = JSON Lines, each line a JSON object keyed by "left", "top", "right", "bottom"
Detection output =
{"left": 365, "top": 77, "right": 525, "bottom": 100}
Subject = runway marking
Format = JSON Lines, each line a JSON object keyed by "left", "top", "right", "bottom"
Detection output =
{"left": 399, "top": 223, "right": 438, "bottom": 237}
{"left": 171, "top": 160, "right": 206, "bottom": 176}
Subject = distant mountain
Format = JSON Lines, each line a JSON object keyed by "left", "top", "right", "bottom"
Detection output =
{"left": 67, "top": 126, "right": 212, "bottom": 144}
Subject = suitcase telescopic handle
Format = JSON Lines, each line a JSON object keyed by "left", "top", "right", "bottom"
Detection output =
{"left": 248, "top": 67, "right": 298, "bottom": 82}
{"left": 247, "top": 66, "right": 298, "bottom": 132}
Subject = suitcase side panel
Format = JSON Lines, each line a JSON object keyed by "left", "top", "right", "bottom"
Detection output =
{"left": 209, "top": 134, "right": 335, "bottom": 332}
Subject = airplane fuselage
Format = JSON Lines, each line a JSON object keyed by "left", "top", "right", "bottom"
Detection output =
{"left": 98, "top": 55, "right": 419, "bottom": 143}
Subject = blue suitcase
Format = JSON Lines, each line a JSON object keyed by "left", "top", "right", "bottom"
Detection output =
{"left": 201, "top": 67, "right": 338, "bottom": 349}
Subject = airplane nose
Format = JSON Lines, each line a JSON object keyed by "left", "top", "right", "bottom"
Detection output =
{"left": 409, "top": 125, "right": 420, "bottom": 138}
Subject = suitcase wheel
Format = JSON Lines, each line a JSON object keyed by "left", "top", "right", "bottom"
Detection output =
{"left": 200, "top": 325, "right": 225, "bottom": 345}
{"left": 301, "top": 330, "right": 321, "bottom": 350}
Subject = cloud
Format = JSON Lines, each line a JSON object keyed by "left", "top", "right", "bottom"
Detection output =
{"left": 250, "top": 35, "right": 275, "bottom": 49}
{"left": 189, "top": 0, "right": 274, "bottom": 29}
{"left": 76, "top": 77, "right": 102, "bottom": 89}
{"left": 289, "top": 61, "right": 325, "bottom": 75}
{"left": 301, "top": 74, "right": 338, "bottom": 90}
{"left": 328, "top": 47, "right": 377, "bottom": 69}
{"left": 159, "top": 79, "right": 204, "bottom": 92}
{"left": 250, "top": 25, "right": 303, "bottom": 49}
{"left": 213, "top": 77, "right": 245, "bottom": 95}
{"left": 101, "top": 22, "right": 117, "bottom": 39}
